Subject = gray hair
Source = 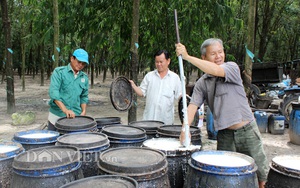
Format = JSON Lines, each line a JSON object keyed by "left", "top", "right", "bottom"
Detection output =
{"left": 200, "top": 38, "right": 223, "bottom": 56}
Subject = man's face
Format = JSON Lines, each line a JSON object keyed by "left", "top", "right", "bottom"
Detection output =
{"left": 202, "top": 42, "right": 225, "bottom": 65}
{"left": 70, "top": 56, "right": 87, "bottom": 72}
{"left": 155, "top": 53, "right": 170, "bottom": 73}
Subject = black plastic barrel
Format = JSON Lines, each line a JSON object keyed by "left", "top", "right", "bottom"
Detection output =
{"left": 98, "top": 147, "right": 170, "bottom": 188}
{"left": 157, "top": 125, "right": 202, "bottom": 146}
{"left": 59, "top": 175, "right": 138, "bottom": 188}
{"left": 266, "top": 155, "right": 300, "bottom": 188}
{"left": 100, "top": 125, "right": 146, "bottom": 148}
{"left": 185, "top": 150, "right": 258, "bottom": 188}
{"left": 143, "top": 138, "right": 200, "bottom": 188}
{"left": 94, "top": 117, "right": 121, "bottom": 131}
{"left": 0, "top": 141, "right": 24, "bottom": 188}
{"left": 289, "top": 103, "right": 300, "bottom": 145}
{"left": 56, "top": 132, "right": 110, "bottom": 177}
{"left": 55, "top": 116, "right": 97, "bottom": 134}
{"left": 12, "top": 130, "right": 59, "bottom": 150}
{"left": 129, "top": 120, "right": 164, "bottom": 139}
{"left": 11, "top": 145, "right": 83, "bottom": 188}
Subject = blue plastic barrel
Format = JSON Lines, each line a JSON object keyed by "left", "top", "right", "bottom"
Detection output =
{"left": 185, "top": 150, "right": 258, "bottom": 188}
{"left": 254, "top": 111, "right": 268, "bottom": 133}
{"left": 0, "top": 141, "right": 24, "bottom": 188}
{"left": 206, "top": 107, "right": 218, "bottom": 140}
{"left": 56, "top": 132, "right": 110, "bottom": 177}
{"left": 289, "top": 103, "right": 300, "bottom": 145}
{"left": 13, "top": 130, "right": 59, "bottom": 150}
{"left": 11, "top": 145, "right": 83, "bottom": 188}
{"left": 268, "top": 114, "right": 285, "bottom": 135}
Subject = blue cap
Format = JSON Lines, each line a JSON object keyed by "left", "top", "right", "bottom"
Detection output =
{"left": 73, "top": 49, "right": 89, "bottom": 64}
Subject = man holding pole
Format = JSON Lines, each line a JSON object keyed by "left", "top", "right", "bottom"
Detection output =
{"left": 175, "top": 38, "right": 268, "bottom": 188}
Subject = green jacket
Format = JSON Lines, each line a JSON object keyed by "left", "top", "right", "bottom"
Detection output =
{"left": 48, "top": 64, "right": 89, "bottom": 117}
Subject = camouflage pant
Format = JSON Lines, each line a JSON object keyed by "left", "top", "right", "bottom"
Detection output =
{"left": 217, "top": 120, "right": 269, "bottom": 182}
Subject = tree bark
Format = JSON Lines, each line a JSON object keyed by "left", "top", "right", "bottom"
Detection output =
{"left": 1, "top": 0, "right": 16, "bottom": 114}
{"left": 128, "top": 0, "right": 140, "bottom": 123}
{"left": 243, "top": 0, "right": 256, "bottom": 97}
{"left": 53, "top": 0, "right": 59, "bottom": 69}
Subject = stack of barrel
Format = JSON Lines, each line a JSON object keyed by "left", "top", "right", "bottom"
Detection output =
{"left": 7, "top": 114, "right": 300, "bottom": 188}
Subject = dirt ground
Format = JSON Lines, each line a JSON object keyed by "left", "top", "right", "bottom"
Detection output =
{"left": 0, "top": 73, "right": 299, "bottom": 165}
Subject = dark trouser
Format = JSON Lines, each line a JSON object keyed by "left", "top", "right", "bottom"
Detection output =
{"left": 47, "top": 121, "right": 56, "bottom": 131}
{"left": 217, "top": 120, "right": 269, "bottom": 182}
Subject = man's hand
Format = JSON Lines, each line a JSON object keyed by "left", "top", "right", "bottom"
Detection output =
{"left": 64, "top": 109, "right": 75, "bottom": 118}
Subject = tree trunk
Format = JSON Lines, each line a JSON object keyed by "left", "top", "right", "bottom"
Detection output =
{"left": 53, "top": 0, "right": 59, "bottom": 69}
{"left": 1, "top": 0, "right": 16, "bottom": 114}
{"left": 243, "top": 0, "right": 256, "bottom": 97}
{"left": 128, "top": 0, "right": 140, "bottom": 123}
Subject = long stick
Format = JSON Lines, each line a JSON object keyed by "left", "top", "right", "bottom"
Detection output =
{"left": 174, "top": 9, "right": 190, "bottom": 147}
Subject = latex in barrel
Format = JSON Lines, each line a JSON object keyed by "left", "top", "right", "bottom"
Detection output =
{"left": 266, "top": 155, "right": 300, "bottom": 188}
{"left": 143, "top": 138, "right": 200, "bottom": 188}
{"left": 12, "top": 130, "right": 59, "bottom": 150}
{"left": 157, "top": 124, "right": 202, "bottom": 146}
{"left": 185, "top": 150, "right": 258, "bottom": 188}
{"left": 0, "top": 141, "right": 24, "bottom": 188}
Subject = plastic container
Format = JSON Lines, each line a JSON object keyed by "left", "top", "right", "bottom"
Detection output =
{"left": 12, "top": 130, "right": 59, "bottom": 150}
{"left": 268, "top": 114, "right": 285, "bottom": 135}
{"left": 0, "top": 141, "right": 25, "bottom": 188}
{"left": 185, "top": 150, "right": 258, "bottom": 188}
{"left": 254, "top": 111, "right": 268, "bottom": 133}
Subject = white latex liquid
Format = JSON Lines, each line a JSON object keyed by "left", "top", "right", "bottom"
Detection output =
{"left": 273, "top": 155, "right": 300, "bottom": 170}
{"left": 0, "top": 145, "right": 19, "bottom": 153}
{"left": 19, "top": 133, "right": 57, "bottom": 139}
{"left": 194, "top": 154, "right": 251, "bottom": 167}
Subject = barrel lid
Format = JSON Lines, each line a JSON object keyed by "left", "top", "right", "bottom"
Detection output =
{"left": 110, "top": 76, "right": 133, "bottom": 112}
{"left": 129, "top": 120, "right": 164, "bottom": 131}
{"left": 12, "top": 145, "right": 80, "bottom": 170}
{"left": 142, "top": 138, "right": 200, "bottom": 156}
{"left": 56, "top": 132, "right": 109, "bottom": 150}
{"left": 13, "top": 130, "right": 59, "bottom": 144}
{"left": 60, "top": 175, "right": 138, "bottom": 188}
{"left": 98, "top": 147, "right": 167, "bottom": 175}
{"left": 271, "top": 155, "right": 300, "bottom": 177}
{"left": 157, "top": 125, "right": 200, "bottom": 136}
{"left": 190, "top": 150, "right": 257, "bottom": 175}
{"left": 101, "top": 125, "right": 146, "bottom": 139}
{"left": 0, "top": 141, "right": 24, "bottom": 161}
{"left": 95, "top": 117, "right": 121, "bottom": 125}
{"left": 55, "top": 116, "right": 96, "bottom": 131}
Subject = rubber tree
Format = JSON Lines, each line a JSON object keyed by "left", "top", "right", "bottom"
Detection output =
{"left": 128, "top": 0, "right": 140, "bottom": 123}
{"left": 52, "top": 0, "right": 59, "bottom": 69}
{"left": 242, "top": 0, "right": 257, "bottom": 97}
{"left": 1, "top": 0, "right": 16, "bottom": 114}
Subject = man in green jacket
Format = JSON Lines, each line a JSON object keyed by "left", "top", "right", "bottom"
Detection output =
{"left": 47, "top": 48, "right": 89, "bottom": 130}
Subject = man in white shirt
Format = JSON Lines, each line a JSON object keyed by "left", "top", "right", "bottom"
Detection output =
{"left": 130, "top": 50, "right": 182, "bottom": 125}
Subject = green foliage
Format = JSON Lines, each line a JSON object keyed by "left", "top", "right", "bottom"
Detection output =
{"left": 1, "top": 0, "right": 299, "bottom": 79}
